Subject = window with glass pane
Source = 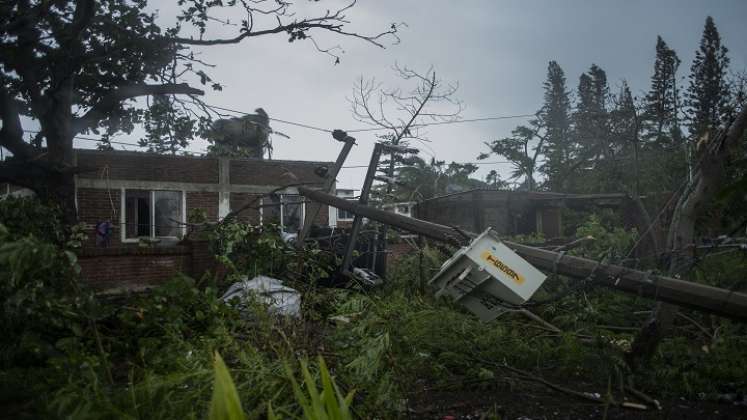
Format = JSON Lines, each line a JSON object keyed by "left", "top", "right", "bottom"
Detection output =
{"left": 124, "top": 189, "right": 183, "bottom": 239}
{"left": 282, "top": 195, "right": 304, "bottom": 232}
{"left": 125, "top": 189, "right": 151, "bottom": 238}
{"left": 154, "top": 191, "right": 183, "bottom": 237}
{"left": 338, "top": 206, "right": 354, "bottom": 220}
{"left": 263, "top": 195, "right": 281, "bottom": 225}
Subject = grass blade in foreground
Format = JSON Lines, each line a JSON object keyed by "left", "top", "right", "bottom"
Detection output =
{"left": 209, "top": 351, "right": 246, "bottom": 420}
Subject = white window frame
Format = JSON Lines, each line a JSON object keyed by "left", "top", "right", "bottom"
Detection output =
{"left": 259, "top": 194, "right": 306, "bottom": 231}
{"left": 336, "top": 201, "right": 356, "bottom": 221}
{"left": 120, "top": 188, "right": 186, "bottom": 243}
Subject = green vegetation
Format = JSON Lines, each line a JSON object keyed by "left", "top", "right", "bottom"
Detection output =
{"left": 1, "top": 197, "right": 746, "bottom": 418}
{"left": 2, "top": 4, "right": 746, "bottom": 417}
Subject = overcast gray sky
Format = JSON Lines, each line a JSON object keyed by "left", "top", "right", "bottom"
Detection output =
{"left": 151, "top": 0, "right": 747, "bottom": 189}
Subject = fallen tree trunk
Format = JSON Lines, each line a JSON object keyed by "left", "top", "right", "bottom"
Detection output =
{"left": 299, "top": 186, "right": 747, "bottom": 321}
{"left": 628, "top": 102, "right": 747, "bottom": 367}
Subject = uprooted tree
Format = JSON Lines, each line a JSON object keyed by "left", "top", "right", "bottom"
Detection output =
{"left": 0, "top": 0, "right": 401, "bottom": 224}
{"left": 628, "top": 104, "right": 747, "bottom": 367}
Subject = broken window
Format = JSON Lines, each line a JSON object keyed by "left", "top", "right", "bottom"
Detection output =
{"left": 124, "top": 189, "right": 184, "bottom": 240}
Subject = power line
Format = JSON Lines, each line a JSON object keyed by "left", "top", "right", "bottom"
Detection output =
{"left": 206, "top": 104, "right": 333, "bottom": 133}
{"left": 19, "top": 129, "right": 517, "bottom": 171}
{"left": 19, "top": 102, "right": 536, "bottom": 160}
{"left": 24, "top": 129, "right": 143, "bottom": 148}
{"left": 204, "top": 103, "right": 534, "bottom": 134}
{"left": 21, "top": 129, "right": 209, "bottom": 155}
{"left": 340, "top": 161, "right": 515, "bottom": 169}
{"left": 19, "top": 104, "right": 535, "bottom": 148}
{"left": 345, "top": 114, "right": 536, "bottom": 133}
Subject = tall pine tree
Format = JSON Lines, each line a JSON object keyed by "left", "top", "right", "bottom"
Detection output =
{"left": 641, "top": 36, "right": 689, "bottom": 192}
{"left": 575, "top": 64, "right": 610, "bottom": 162}
{"left": 643, "top": 36, "right": 681, "bottom": 147}
{"left": 685, "top": 16, "right": 731, "bottom": 140}
{"left": 612, "top": 81, "right": 638, "bottom": 150}
{"left": 539, "top": 61, "right": 573, "bottom": 191}
{"left": 607, "top": 81, "right": 638, "bottom": 192}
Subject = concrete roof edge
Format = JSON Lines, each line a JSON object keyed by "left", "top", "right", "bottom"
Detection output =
{"left": 74, "top": 148, "right": 333, "bottom": 166}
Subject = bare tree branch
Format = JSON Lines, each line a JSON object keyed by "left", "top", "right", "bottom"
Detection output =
{"left": 350, "top": 65, "right": 462, "bottom": 139}
{"left": 173, "top": 4, "right": 401, "bottom": 50}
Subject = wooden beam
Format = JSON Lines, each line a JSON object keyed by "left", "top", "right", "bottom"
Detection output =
{"left": 298, "top": 187, "right": 747, "bottom": 321}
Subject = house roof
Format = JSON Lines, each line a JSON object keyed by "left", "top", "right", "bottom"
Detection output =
{"left": 74, "top": 148, "right": 333, "bottom": 166}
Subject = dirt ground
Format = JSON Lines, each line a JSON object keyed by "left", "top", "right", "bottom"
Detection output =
{"left": 407, "top": 383, "right": 747, "bottom": 419}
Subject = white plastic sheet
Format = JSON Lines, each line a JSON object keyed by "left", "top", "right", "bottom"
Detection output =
{"left": 221, "top": 275, "right": 301, "bottom": 317}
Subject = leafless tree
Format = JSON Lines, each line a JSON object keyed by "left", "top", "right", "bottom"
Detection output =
{"left": 349, "top": 63, "right": 462, "bottom": 200}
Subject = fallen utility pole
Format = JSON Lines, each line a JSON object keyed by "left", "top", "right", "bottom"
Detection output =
{"left": 297, "top": 129, "right": 356, "bottom": 246}
{"left": 340, "top": 143, "right": 383, "bottom": 274}
{"left": 339, "top": 142, "right": 420, "bottom": 275}
{"left": 298, "top": 187, "right": 747, "bottom": 321}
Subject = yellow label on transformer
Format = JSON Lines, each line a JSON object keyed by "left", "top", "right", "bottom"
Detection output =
{"left": 481, "top": 250, "right": 525, "bottom": 285}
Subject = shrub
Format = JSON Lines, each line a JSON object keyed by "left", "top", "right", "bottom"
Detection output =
{"left": 0, "top": 196, "right": 64, "bottom": 243}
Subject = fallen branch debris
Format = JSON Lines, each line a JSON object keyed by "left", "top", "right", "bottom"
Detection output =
{"left": 298, "top": 186, "right": 747, "bottom": 321}
{"left": 473, "top": 357, "right": 653, "bottom": 411}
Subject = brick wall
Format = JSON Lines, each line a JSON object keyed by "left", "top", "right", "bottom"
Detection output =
{"left": 187, "top": 191, "right": 219, "bottom": 221}
{"left": 77, "top": 188, "right": 122, "bottom": 245}
{"left": 78, "top": 246, "right": 190, "bottom": 292}
{"left": 189, "top": 239, "right": 226, "bottom": 281}
{"left": 77, "top": 240, "right": 224, "bottom": 293}
{"left": 230, "top": 192, "right": 262, "bottom": 223}
{"left": 77, "top": 150, "right": 219, "bottom": 183}
{"left": 336, "top": 220, "right": 354, "bottom": 229}
{"left": 230, "top": 159, "right": 327, "bottom": 186}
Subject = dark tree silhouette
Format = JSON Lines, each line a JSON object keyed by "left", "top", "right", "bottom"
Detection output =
{"left": 575, "top": 64, "right": 610, "bottom": 162}
{"left": 479, "top": 122, "right": 545, "bottom": 191}
{"left": 0, "top": 0, "right": 401, "bottom": 224}
{"left": 685, "top": 16, "right": 731, "bottom": 140}
{"left": 538, "top": 61, "right": 573, "bottom": 191}
{"left": 643, "top": 36, "right": 682, "bottom": 146}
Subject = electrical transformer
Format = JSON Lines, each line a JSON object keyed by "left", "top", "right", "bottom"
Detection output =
{"left": 429, "top": 228, "right": 548, "bottom": 321}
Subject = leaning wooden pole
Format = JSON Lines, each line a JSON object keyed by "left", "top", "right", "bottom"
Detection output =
{"left": 297, "top": 130, "right": 356, "bottom": 247}
{"left": 298, "top": 186, "right": 747, "bottom": 321}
